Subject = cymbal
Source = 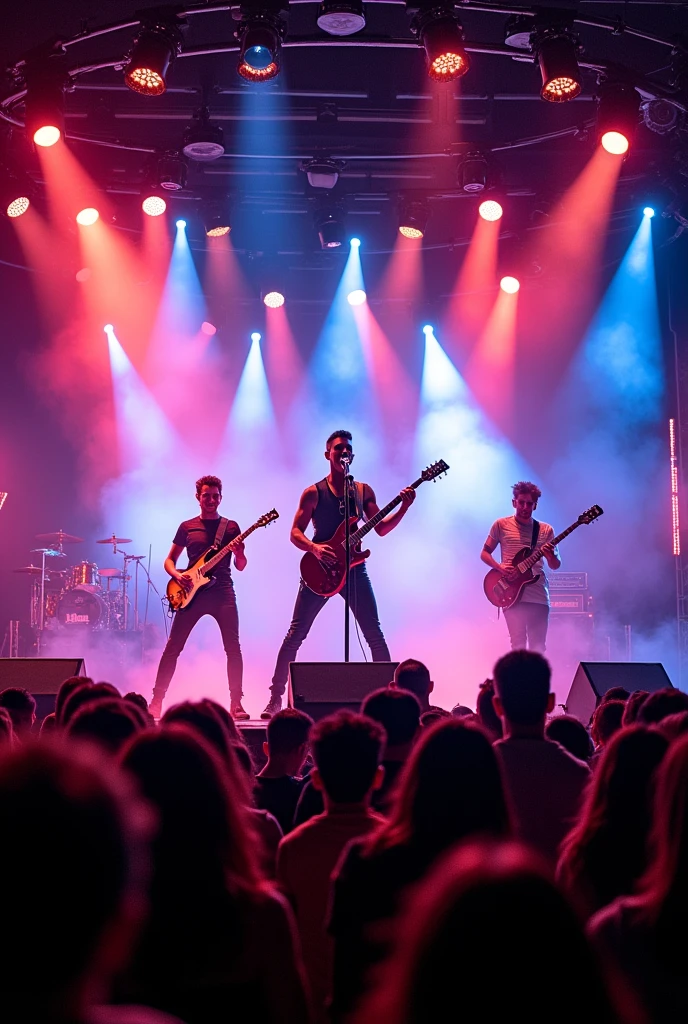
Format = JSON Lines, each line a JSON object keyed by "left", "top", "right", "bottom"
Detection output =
{"left": 13, "top": 565, "right": 44, "bottom": 575}
{"left": 98, "top": 568, "right": 125, "bottom": 578}
{"left": 36, "top": 531, "right": 84, "bottom": 544}
{"left": 96, "top": 537, "right": 132, "bottom": 545}
{"left": 31, "top": 548, "right": 67, "bottom": 558}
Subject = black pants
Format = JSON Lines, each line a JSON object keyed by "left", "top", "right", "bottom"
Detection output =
{"left": 270, "top": 564, "right": 390, "bottom": 698}
{"left": 153, "top": 582, "right": 243, "bottom": 703}
{"left": 503, "top": 601, "right": 549, "bottom": 653}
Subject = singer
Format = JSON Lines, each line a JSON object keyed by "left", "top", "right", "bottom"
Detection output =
{"left": 261, "top": 430, "right": 416, "bottom": 718}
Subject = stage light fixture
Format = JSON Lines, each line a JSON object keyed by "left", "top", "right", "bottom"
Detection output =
{"left": 1, "top": 174, "right": 33, "bottom": 219}
{"left": 644, "top": 207, "right": 655, "bottom": 218}
{"left": 251, "top": 331, "right": 262, "bottom": 343}
{"left": 422, "top": 324, "right": 434, "bottom": 335}
{"left": 301, "top": 158, "right": 341, "bottom": 190}
{"left": 204, "top": 205, "right": 231, "bottom": 237}
{"left": 315, "top": 207, "right": 346, "bottom": 249}
{"left": 597, "top": 80, "right": 639, "bottom": 155}
{"left": 236, "top": 13, "right": 284, "bottom": 82}
{"left": 460, "top": 151, "right": 488, "bottom": 192}
{"left": 182, "top": 115, "right": 225, "bottom": 162}
{"left": 411, "top": 7, "right": 471, "bottom": 83}
{"left": 500, "top": 275, "right": 520, "bottom": 294}
{"left": 350, "top": 237, "right": 361, "bottom": 247}
{"left": 399, "top": 201, "right": 429, "bottom": 239}
{"left": 124, "top": 21, "right": 184, "bottom": 96}
{"left": 104, "top": 324, "right": 114, "bottom": 333}
{"left": 142, "top": 194, "right": 167, "bottom": 217}
{"left": 263, "top": 290, "right": 285, "bottom": 308}
{"left": 201, "top": 321, "right": 217, "bottom": 335}
{"left": 176, "top": 219, "right": 187, "bottom": 228}
{"left": 479, "top": 199, "right": 503, "bottom": 222}
{"left": 641, "top": 98, "right": 680, "bottom": 136}
{"left": 533, "top": 26, "right": 582, "bottom": 103}
{"left": 347, "top": 289, "right": 366, "bottom": 306}
{"left": 317, "top": 0, "right": 365, "bottom": 36}
{"left": 76, "top": 206, "right": 99, "bottom": 226}
{"left": 24, "top": 63, "right": 66, "bottom": 147}
{"left": 7, "top": 195, "right": 30, "bottom": 218}
{"left": 158, "top": 154, "right": 187, "bottom": 191}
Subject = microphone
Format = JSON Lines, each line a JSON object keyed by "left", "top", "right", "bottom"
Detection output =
{"left": 340, "top": 451, "right": 353, "bottom": 466}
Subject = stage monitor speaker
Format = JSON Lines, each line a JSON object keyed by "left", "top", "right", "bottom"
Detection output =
{"left": 564, "top": 662, "right": 672, "bottom": 725}
{"left": 0, "top": 658, "right": 87, "bottom": 722}
{"left": 289, "top": 662, "right": 398, "bottom": 721}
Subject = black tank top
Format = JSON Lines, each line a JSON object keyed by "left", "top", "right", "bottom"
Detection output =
{"left": 312, "top": 478, "right": 364, "bottom": 543}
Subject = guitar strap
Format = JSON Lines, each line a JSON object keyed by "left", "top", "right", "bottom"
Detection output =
{"left": 354, "top": 481, "right": 364, "bottom": 521}
{"left": 212, "top": 516, "right": 230, "bottom": 552}
{"left": 531, "top": 518, "right": 540, "bottom": 552}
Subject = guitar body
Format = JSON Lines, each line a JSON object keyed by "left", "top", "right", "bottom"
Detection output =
{"left": 166, "top": 549, "right": 220, "bottom": 611}
{"left": 300, "top": 517, "right": 371, "bottom": 598}
{"left": 483, "top": 546, "right": 541, "bottom": 610}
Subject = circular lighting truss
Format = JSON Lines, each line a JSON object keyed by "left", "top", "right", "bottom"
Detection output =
{"left": 412, "top": 8, "right": 470, "bottom": 83}
{"left": 142, "top": 194, "right": 167, "bottom": 217}
{"left": 479, "top": 199, "right": 503, "bottom": 222}
{"left": 237, "top": 15, "right": 284, "bottom": 82}
{"left": 534, "top": 27, "right": 582, "bottom": 103}
{"left": 124, "top": 21, "right": 185, "bottom": 97}
{"left": 317, "top": 0, "right": 366, "bottom": 37}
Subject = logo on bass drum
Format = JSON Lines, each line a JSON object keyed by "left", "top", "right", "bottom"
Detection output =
{"left": 65, "top": 613, "right": 91, "bottom": 624}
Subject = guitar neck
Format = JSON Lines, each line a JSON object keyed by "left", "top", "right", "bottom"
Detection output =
{"left": 202, "top": 522, "right": 260, "bottom": 574}
{"left": 521, "top": 520, "right": 582, "bottom": 572}
{"left": 350, "top": 476, "right": 424, "bottom": 544}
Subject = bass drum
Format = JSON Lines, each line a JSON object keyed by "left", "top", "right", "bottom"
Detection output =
{"left": 57, "top": 589, "right": 107, "bottom": 628}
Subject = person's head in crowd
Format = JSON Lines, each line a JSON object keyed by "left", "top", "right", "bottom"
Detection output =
{"left": 492, "top": 650, "right": 553, "bottom": 736}
{"left": 39, "top": 713, "right": 58, "bottom": 737}
{"left": 558, "top": 726, "right": 668, "bottom": 916}
{"left": 310, "top": 710, "right": 385, "bottom": 808}
{"left": 0, "top": 741, "right": 150, "bottom": 1021}
{"left": 162, "top": 700, "right": 253, "bottom": 804}
{"left": 591, "top": 700, "right": 626, "bottom": 751}
{"left": 600, "top": 687, "right": 630, "bottom": 705}
{"left": 61, "top": 682, "right": 120, "bottom": 728}
{"left": 67, "top": 699, "right": 145, "bottom": 756}
{"left": 201, "top": 697, "right": 243, "bottom": 744}
{"left": 123, "top": 692, "right": 155, "bottom": 726}
{"left": 421, "top": 709, "right": 452, "bottom": 729}
{"left": 656, "top": 710, "right": 688, "bottom": 741}
{"left": 475, "top": 678, "right": 503, "bottom": 741}
{"left": 0, "top": 707, "right": 14, "bottom": 745}
{"left": 622, "top": 690, "right": 649, "bottom": 726}
{"left": 358, "top": 840, "right": 635, "bottom": 1024}
{"left": 368, "top": 719, "right": 510, "bottom": 860}
{"left": 637, "top": 687, "right": 688, "bottom": 726}
{"left": 0, "top": 687, "right": 36, "bottom": 737}
{"left": 545, "top": 715, "right": 594, "bottom": 763}
{"left": 362, "top": 687, "right": 421, "bottom": 760}
{"left": 393, "top": 659, "right": 434, "bottom": 712}
{"left": 55, "top": 676, "right": 93, "bottom": 726}
{"left": 263, "top": 708, "right": 313, "bottom": 777}
{"left": 450, "top": 705, "right": 474, "bottom": 719}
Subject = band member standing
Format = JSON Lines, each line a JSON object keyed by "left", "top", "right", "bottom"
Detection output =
{"left": 261, "top": 430, "right": 416, "bottom": 719}
{"left": 481, "top": 480, "right": 561, "bottom": 653}
{"left": 149, "top": 475, "right": 248, "bottom": 721}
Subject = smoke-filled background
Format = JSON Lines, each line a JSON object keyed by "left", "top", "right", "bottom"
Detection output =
{"left": 0, "top": 140, "right": 684, "bottom": 713}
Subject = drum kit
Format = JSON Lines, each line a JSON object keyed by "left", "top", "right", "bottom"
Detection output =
{"left": 14, "top": 529, "right": 148, "bottom": 652}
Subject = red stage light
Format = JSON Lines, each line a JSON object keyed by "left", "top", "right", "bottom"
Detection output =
{"left": 7, "top": 196, "right": 30, "bottom": 218}
{"left": 201, "top": 321, "right": 217, "bottom": 336}
{"left": 479, "top": 200, "right": 503, "bottom": 221}
{"left": 500, "top": 275, "right": 520, "bottom": 294}
{"left": 76, "top": 268, "right": 91, "bottom": 282}
{"left": 76, "top": 207, "right": 99, "bottom": 226}
{"left": 33, "top": 125, "right": 61, "bottom": 148}
{"left": 601, "top": 131, "right": 629, "bottom": 155}
{"left": 263, "top": 291, "right": 285, "bottom": 308}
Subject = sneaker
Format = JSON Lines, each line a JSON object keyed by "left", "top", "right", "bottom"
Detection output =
{"left": 231, "top": 703, "right": 250, "bottom": 721}
{"left": 260, "top": 696, "right": 282, "bottom": 720}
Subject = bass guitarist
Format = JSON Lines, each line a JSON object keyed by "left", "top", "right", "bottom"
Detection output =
{"left": 149, "top": 474, "right": 248, "bottom": 721}
{"left": 481, "top": 481, "right": 561, "bottom": 653}
{"left": 261, "top": 430, "right": 416, "bottom": 719}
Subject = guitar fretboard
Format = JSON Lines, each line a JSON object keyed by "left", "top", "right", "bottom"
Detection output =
{"left": 518, "top": 521, "right": 583, "bottom": 574}
{"left": 202, "top": 519, "right": 266, "bottom": 575}
{"left": 348, "top": 476, "right": 424, "bottom": 546}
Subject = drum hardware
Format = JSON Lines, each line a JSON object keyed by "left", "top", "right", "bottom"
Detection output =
{"left": 30, "top": 547, "right": 67, "bottom": 653}
{"left": 13, "top": 565, "right": 45, "bottom": 575}
{"left": 57, "top": 589, "right": 108, "bottom": 629}
{"left": 68, "top": 561, "right": 100, "bottom": 592}
{"left": 35, "top": 531, "right": 84, "bottom": 552}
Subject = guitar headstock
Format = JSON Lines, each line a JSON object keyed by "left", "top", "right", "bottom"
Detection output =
{"left": 258, "top": 508, "right": 279, "bottom": 527}
{"left": 578, "top": 505, "right": 604, "bottom": 525}
{"left": 422, "top": 460, "right": 450, "bottom": 482}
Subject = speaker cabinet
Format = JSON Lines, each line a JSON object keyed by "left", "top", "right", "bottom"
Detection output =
{"left": 0, "top": 658, "right": 87, "bottom": 721}
{"left": 288, "top": 661, "right": 398, "bottom": 721}
{"left": 565, "top": 662, "right": 672, "bottom": 725}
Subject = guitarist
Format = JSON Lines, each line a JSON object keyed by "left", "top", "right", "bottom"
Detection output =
{"left": 261, "top": 430, "right": 416, "bottom": 719}
{"left": 481, "top": 481, "right": 561, "bottom": 653}
{"left": 149, "top": 475, "right": 248, "bottom": 721}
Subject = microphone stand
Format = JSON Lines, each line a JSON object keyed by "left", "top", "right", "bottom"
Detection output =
{"left": 342, "top": 460, "right": 353, "bottom": 663}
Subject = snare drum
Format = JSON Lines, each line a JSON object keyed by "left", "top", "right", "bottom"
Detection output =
{"left": 68, "top": 561, "right": 100, "bottom": 592}
{"left": 57, "top": 589, "right": 107, "bottom": 628}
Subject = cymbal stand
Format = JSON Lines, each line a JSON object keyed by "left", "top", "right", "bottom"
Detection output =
{"left": 127, "top": 554, "right": 146, "bottom": 631}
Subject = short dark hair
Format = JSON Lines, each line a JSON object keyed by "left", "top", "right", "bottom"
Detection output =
{"left": 311, "top": 711, "right": 385, "bottom": 803}
{"left": 0, "top": 688, "right": 36, "bottom": 715}
{"left": 394, "top": 659, "right": 432, "bottom": 706}
{"left": 61, "top": 683, "right": 120, "bottom": 727}
{"left": 600, "top": 686, "right": 630, "bottom": 704}
{"left": 55, "top": 677, "right": 92, "bottom": 725}
{"left": 545, "top": 715, "right": 594, "bottom": 762}
{"left": 326, "top": 429, "right": 352, "bottom": 450}
{"left": 476, "top": 679, "right": 503, "bottom": 740}
{"left": 622, "top": 690, "right": 649, "bottom": 726}
{"left": 0, "top": 707, "right": 13, "bottom": 743}
{"left": 68, "top": 700, "right": 144, "bottom": 755}
{"left": 493, "top": 651, "right": 551, "bottom": 727}
{"left": 512, "top": 481, "right": 542, "bottom": 502}
{"left": 266, "top": 708, "right": 313, "bottom": 756}
{"left": 195, "top": 474, "right": 222, "bottom": 495}
{"left": 591, "top": 700, "right": 626, "bottom": 746}
{"left": 637, "top": 687, "right": 688, "bottom": 726}
{"left": 362, "top": 687, "right": 421, "bottom": 746}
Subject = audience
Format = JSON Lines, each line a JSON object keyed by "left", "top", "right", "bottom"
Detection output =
{"left": 622, "top": 690, "right": 649, "bottom": 726}
{"left": 61, "top": 682, "right": 121, "bottom": 727}
{"left": 329, "top": 718, "right": 511, "bottom": 1020}
{"left": 591, "top": 700, "right": 626, "bottom": 753}
{"left": 636, "top": 686, "right": 688, "bottom": 726}
{"left": 557, "top": 726, "right": 668, "bottom": 917}
{"left": 40, "top": 711, "right": 58, "bottom": 736}
{"left": 545, "top": 714, "right": 594, "bottom": 763}
{"left": 119, "top": 726, "right": 310, "bottom": 1024}
{"left": 600, "top": 686, "right": 631, "bottom": 704}
{"left": 492, "top": 650, "right": 590, "bottom": 864}
{"left": 589, "top": 733, "right": 688, "bottom": 1022}
{"left": 277, "top": 711, "right": 386, "bottom": 1023}
{"left": 255, "top": 708, "right": 313, "bottom": 834}
{"left": 0, "top": 706, "right": 14, "bottom": 745}
{"left": 67, "top": 698, "right": 147, "bottom": 755}
{"left": 357, "top": 840, "right": 638, "bottom": 1024}
{"left": 0, "top": 686, "right": 36, "bottom": 737}
{"left": 474, "top": 677, "right": 503, "bottom": 741}
{"left": 54, "top": 675, "right": 93, "bottom": 726}
{"left": 392, "top": 659, "right": 436, "bottom": 713}
{"left": 656, "top": 710, "right": 688, "bottom": 740}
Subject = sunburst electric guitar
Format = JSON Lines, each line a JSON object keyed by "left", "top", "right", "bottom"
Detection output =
{"left": 166, "top": 509, "right": 279, "bottom": 611}
{"left": 300, "top": 460, "right": 450, "bottom": 598}
{"left": 483, "top": 504, "right": 604, "bottom": 610}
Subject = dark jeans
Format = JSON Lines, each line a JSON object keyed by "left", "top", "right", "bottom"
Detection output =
{"left": 153, "top": 582, "right": 243, "bottom": 702}
{"left": 503, "top": 601, "right": 549, "bottom": 653}
{"left": 270, "top": 564, "right": 390, "bottom": 698}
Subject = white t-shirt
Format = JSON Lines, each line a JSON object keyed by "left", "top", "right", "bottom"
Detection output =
{"left": 486, "top": 515, "right": 559, "bottom": 605}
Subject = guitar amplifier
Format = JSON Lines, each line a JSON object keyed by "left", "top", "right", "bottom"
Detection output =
{"left": 550, "top": 592, "right": 587, "bottom": 614}
{"left": 549, "top": 572, "right": 588, "bottom": 591}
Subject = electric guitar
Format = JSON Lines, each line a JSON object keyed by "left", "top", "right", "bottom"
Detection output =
{"left": 483, "top": 504, "right": 603, "bottom": 610}
{"left": 300, "top": 460, "right": 449, "bottom": 598}
{"left": 166, "top": 509, "right": 279, "bottom": 611}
